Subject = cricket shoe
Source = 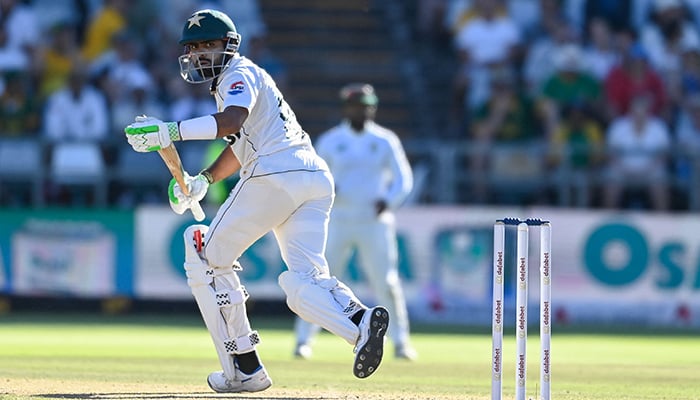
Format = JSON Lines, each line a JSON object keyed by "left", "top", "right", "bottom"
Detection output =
{"left": 294, "top": 343, "right": 313, "bottom": 359}
{"left": 207, "top": 365, "right": 272, "bottom": 393}
{"left": 353, "top": 306, "right": 389, "bottom": 378}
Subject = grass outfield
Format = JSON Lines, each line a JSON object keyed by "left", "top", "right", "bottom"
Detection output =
{"left": 0, "top": 312, "right": 699, "bottom": 400}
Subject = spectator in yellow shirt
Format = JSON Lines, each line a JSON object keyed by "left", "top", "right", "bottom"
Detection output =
{"left": 81, "top": 0, "right": 129, "bottom": 61}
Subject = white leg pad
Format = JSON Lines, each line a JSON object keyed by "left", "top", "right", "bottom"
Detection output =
{"left": 215, "top": 286, "right": 249, "bottom": 307}
{"left": 279, "top": 270, "right": 362, "bottom": 345}
{"left": 184, "top": 225, "right": 260, "bottom": 380}
{"left": 224, "top": 331, "right": 261, "bottom": 354}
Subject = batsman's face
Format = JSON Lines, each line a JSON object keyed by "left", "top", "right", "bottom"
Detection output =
{"left": 178, "top": 38, "right": 233, "bottom": 83}
{"left": 184, "top": 40, "right": 226, "bottom": 68}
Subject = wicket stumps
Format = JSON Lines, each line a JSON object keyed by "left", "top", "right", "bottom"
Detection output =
{"left": 491, "top": 218, "right": 551, "bottom": 400}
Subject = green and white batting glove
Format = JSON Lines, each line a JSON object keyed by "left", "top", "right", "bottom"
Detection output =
{"left": 124, "top": 115, "right": 180, "bottom": 152}
{"left": 168, "top": 172, "right": 209, "bottom": 215}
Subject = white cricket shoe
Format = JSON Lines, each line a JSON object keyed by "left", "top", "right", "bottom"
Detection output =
{"left": 207, "top": 365, "right": 272, "bottom": 393}
{"left": 294, "top": 343, "right": 313, "bottom": 359}
{"left": 353, "top": 306, "right": 389, "bottom": 378}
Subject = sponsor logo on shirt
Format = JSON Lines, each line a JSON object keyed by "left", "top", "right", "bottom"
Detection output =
{"left": 228, "top": 80, "right": 245, "bottom": 95}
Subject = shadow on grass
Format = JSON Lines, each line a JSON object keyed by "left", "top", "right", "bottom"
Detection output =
{"left": 35, "top": 394, "right": 327, "bottom": 400}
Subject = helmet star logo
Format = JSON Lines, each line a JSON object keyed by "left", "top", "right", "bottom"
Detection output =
{"left": 187, "top": 14, "right": 206, "bottom": 28}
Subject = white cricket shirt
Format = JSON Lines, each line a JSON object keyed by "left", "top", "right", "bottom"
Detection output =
{"left": 315, "top": 120, "right": 413, "bottom": 220}
{"left": 213, "top": 54, "right": 313, "bottom": 169}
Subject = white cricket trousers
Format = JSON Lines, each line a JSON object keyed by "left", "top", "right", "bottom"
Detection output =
{"left": 204, "top": 149, "right": 333, "bottom": 277}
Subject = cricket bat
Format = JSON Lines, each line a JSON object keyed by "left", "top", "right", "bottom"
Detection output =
{"left": 158, "top": 145, "right": 206, "bottom": 221}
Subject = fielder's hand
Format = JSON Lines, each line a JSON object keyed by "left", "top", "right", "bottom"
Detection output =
{"left": 124, "top": 115, "right": 180, "bottom": 152}
{"left": 168, "top": 172, "right": 209, "bottom": 215}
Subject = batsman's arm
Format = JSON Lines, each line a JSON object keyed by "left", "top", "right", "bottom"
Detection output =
{"left": 124, "top": 110, "right": 247, "bottom": 220}
{"left": 158, "top": 145, "right": 206, "bottom": 222}
{"left": 202, "top": 143, "right": 242, "bottom": 183}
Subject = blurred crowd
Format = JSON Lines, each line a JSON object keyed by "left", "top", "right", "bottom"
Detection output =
{"left": 416, "top": 0, "right": 700, "bottom": 211}
{"left": 0, "top": 0, "right": 284, "bottom": 208}
{"left": 4, "top": 0, "right": 700, "bottom": 212}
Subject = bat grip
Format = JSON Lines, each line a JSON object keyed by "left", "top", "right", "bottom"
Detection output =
{"left": 190, "top": 200, "right": 206, "bottom": 222}
{"left": 156, "top": 146, "right": 206, "bottom": 221}
{"left": 174, "top": 172, "right": 204, "bottom": 221}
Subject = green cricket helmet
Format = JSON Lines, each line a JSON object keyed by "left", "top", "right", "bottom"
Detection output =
{"left": 178, "top": 9, "right": 241, "bottom": 83}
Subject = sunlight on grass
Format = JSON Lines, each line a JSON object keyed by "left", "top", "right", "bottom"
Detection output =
{"left": 1, "top": 314, "right": 699, "bottom": 399}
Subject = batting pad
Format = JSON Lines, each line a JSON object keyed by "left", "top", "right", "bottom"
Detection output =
{"left": 279, "top": 270, "right": 361, "bottom": 345}
{"left": 183, "top": 225, "right": 259, "bottom": 379}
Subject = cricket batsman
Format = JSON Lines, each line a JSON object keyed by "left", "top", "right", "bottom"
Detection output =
{"left": 123, "top": 9, "right": 389, "bottom": 394}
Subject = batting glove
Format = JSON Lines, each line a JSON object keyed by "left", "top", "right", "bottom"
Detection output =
{"left": 168, "top": 172, "right": 209, "bottom": 215}
{"left": 124, "top": 115, "right": 180, "bottom": 152}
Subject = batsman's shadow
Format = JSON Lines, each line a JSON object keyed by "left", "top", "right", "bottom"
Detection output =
{"left": 35, "top": 393, "right": 329, "bottom": 400}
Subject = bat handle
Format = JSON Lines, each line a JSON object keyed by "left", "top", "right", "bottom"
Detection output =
{"left": 190, "top": 199, "right": 206, "bottom": 222}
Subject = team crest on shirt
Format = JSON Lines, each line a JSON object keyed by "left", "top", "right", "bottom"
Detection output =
{"left": 228, "top": 80, "right": 245, "bottom": 95}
